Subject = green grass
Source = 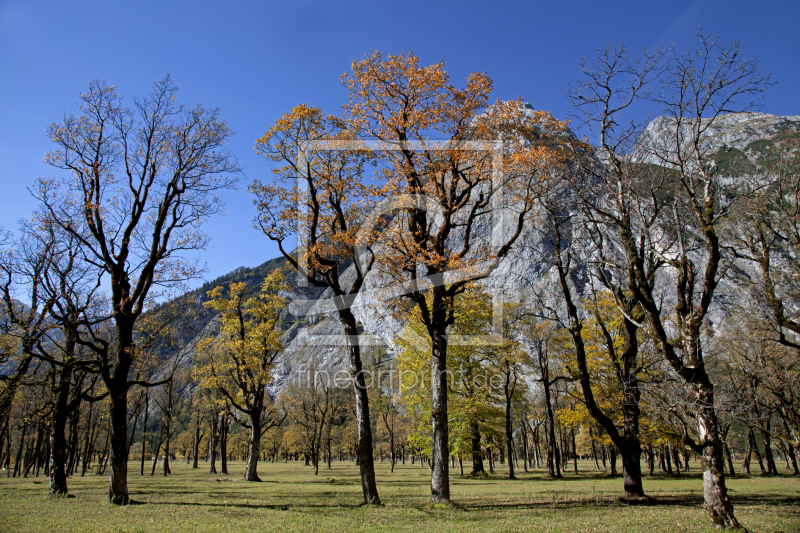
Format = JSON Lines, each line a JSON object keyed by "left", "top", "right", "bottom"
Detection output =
{"left": 0, "top": 460, "right": 798, "bottom": 532}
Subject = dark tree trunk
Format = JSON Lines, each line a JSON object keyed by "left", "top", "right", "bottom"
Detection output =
{"left": 785, "top": 441, "right": 799, "bottom": 476}
{"left": 48, "top": 364, "right": 74, "bottom": 495}
{"left": 590, "top": 427, "right": 600, "bottom": 470}
{"left": 538, "top": 347, "right": 560, "bottom": 478}
{"left": 191, "top": 414, "right": 201, "bottom": 469}
{"left": 671, "top": 445, "right": 682, "bottom": 475}
{"left": 571, "top": 428, "right": 578, "bottom": 474}
{"left": 724, "top": 443, "right": 736, "bottom": 476}
{"left": 162, "top": 383, "right": 174, "bottom": 476}
{"left": 748, "top": 427, "right": 766, "bottom": 475}
{"left": 97, "top": 424, "right": 111, "bottom": 475}
{"left": 209, "top": 412, "right": 218, "bottom": 474}
{"left": 107, "top": 383, "right": 130, "bottom": 504}
{"left": 245, "top": 409, "right": 261, "bottom": 482}
{"left": 549, "top": 205, "right": 646, "bottom": 496}
{"left": 81, "top": 401, "right": 96, "bottom": 477}
{"left": 338, "top": 308, "right": 380, "bottom": 504}
{"left": 664, "top": 445, "right": 673, "bottom": 474}
{"left": 430, "top": 328, "right": 450, "bottom": 503}
{"left": 126, "top": 393, "right": 142, "bottom": 458}
{"left": 219, "top": 414, "right": 227, "bottom": 476}
{"left": 66, "top": 408, "right": 80, "bottom": 477}
{"left": 741, "top": 432, "right": 752, "bottom": 474}
{"left": 140, "top": 392, "right": 149, "bottom": 476}
{"left": 761, "top": 421, "right": 778, "bottom": 475}
{"left": 470, "top": 422, "right": 485, "bottom": 476}
{"left": 504, "top": 376, "right": 515, "bottom": 480}
{"left": 609, "top": 446, "right": 618, "bottom": 475}
{"left": 520, "top": 418, "right": 529, "bottom": 473}
{"left": 150, "top": 425, "right": 162, "bottom": 476}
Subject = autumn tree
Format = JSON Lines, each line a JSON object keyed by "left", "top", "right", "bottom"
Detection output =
{"left": 280, "top": 367, "right": 338, "bottom": 475}
{"left": 33, "top": 76, "right": 240, "bottom": 502}
{"left": 396, "top": 286, "right": 506, "bottom": 478}
{"left": 1, "top": 219, "right": 110, "bottom": 493}
{"left": 194, "top": 270, "right": 287, "bottom": 482}
{"left": 0, "top": 225, "right": 58, "bottom": 439}
{"left": 23, "top": 220, "right": 108, "bottom": 494}
{"left": 479, "top": 308, "right": 527, "bottom": 481}
{"left": 343, "top": 50, "right": 566, "bottom": 503}
{"left": 372, "top": 355, "right": 402, "bottom": 473}
{"left": 251, "top": 104, "right": 383, "bottom": 503}
{"left": 724, "top": 133, "right": 800, "bottom": 351}
{"left": 566, "top": 29, "right": 772, "bottom": 527}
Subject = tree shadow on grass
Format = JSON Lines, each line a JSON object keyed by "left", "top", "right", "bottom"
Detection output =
{"left": 138, "top": 500, "right": 360, "bottom": 510}
{"left": 464, "top": 493, "right": 800, "bottom": 511}
{"left": 513, "top": 472, "right": 706, "bottom": 482}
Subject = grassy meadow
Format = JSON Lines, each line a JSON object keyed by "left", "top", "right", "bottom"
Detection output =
{"left": 0, "top": 459, "right": 798, "bottom": 532}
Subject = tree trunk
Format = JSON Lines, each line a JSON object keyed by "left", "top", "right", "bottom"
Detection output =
{"left": 389, "top": 429, "right": 395, "bottom": 473}
{"left": 590, "top": 427, "right": 600, "bottom": 470}
{"left": 741, "top": 432, "right": 752, "bottom": 474}
{"left": 163, "top": 383, "right": 173, "bottom": 476}
{"left": 542, "top": 373, "right": 560, "bottom": 477}
{"left": 786, "top": 441, "right": 799, "bottom": 476}
{"left": 107, "top": 385, "right": 130, "bottom": 504}
{"left": 504, "top": 376, "right": 516, "bottom": 480}
{"left": 150, "top": 426, "right": 162, "bottom": 476}
{"left": 48, "top": 364, "right": 73, "bottom": 495}
{"left": 430, "top": 329, "right": 450, "bottom": 503}
{"left": 470, "top": 422, "right": 486, "bottom": 476}
{"left": 761, "top": 422, "right": 778, "bottom": 475}
{"left": 748, "top": 427, "right": 766, "bottom": 475}
{"left": 671, "top": 445, "right": 682, "bottom": 475}
{"left": 520, "top": 418, "right": 529, "bottom": 473}
{"left": 244, "top": 409, "right": 261, "bottom": 481}
{"left": 209, "top": 413, "right": 218, "bottom": 475}
{"left": 724, "top": 442, "right": 736, "bottom": 476}
{"left": 81, "top": 401, "right": 96, "bottom": 477}
{"left": 571, "top": 428, "right": 578, "bottom": 474}
{"left": 140, "top": 392, "right": 149, "bottom": 476}
{"left": 338, "top": 308, "right": 380, "bottom": 505}
{"left": 219, "top": 414, "right": 227, "bottom": 475}
{"left": 191, "top": 414, "right": 201, "bottom": 469}
{"left": 608, "top": 446, "right": 617, "bottom": 475}
{"left": 696, "top": 386, "right": 740, "bottom": 529}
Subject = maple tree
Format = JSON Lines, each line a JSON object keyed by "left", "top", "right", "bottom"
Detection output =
{"left": 251, "top": 103, "right": 384, "bottom": 503}
{"left": 279, "top": 368, "right": 344, "bottom": 475}
{"left": 194, "top": 270, "right": 287, "bottom": 482}
{"left": 34, "top": 76, "right": 240, "bottom": 502}
{"left": 396, "top": 286, "right": 513, "bottom": 478}
{"left": 565, "top": 29, "right": 772, "bottom": 527}
{"left": 343, "top": 50, "right": 566, "bottom": 503}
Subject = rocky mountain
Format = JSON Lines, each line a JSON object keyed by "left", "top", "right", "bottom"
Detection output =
{"left": 173, "top": 111, "right": 800, "bottom": 395}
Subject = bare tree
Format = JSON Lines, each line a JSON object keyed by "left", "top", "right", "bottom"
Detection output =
{"left": 34, "top": 77, "right": 239, "bottom": 503}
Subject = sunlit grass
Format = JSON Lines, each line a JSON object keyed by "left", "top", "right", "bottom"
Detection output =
{"left": 0, "top": 459, "right": 797, "bottom": 532}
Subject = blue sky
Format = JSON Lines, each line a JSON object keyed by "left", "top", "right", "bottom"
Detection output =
{"left": 1, "top": 0, "right": 798, "bottom": 287}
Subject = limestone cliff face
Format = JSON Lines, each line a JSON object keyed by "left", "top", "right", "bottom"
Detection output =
{"left": 633, "top": 112, "right": 800, "bottom": 165}
{"left": 183, "top": 111, "right": 799, "bottom": 394}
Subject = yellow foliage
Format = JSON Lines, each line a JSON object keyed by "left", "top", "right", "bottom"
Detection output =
{"left": 193, "top": 269, "right": 288, "bottom": 414}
